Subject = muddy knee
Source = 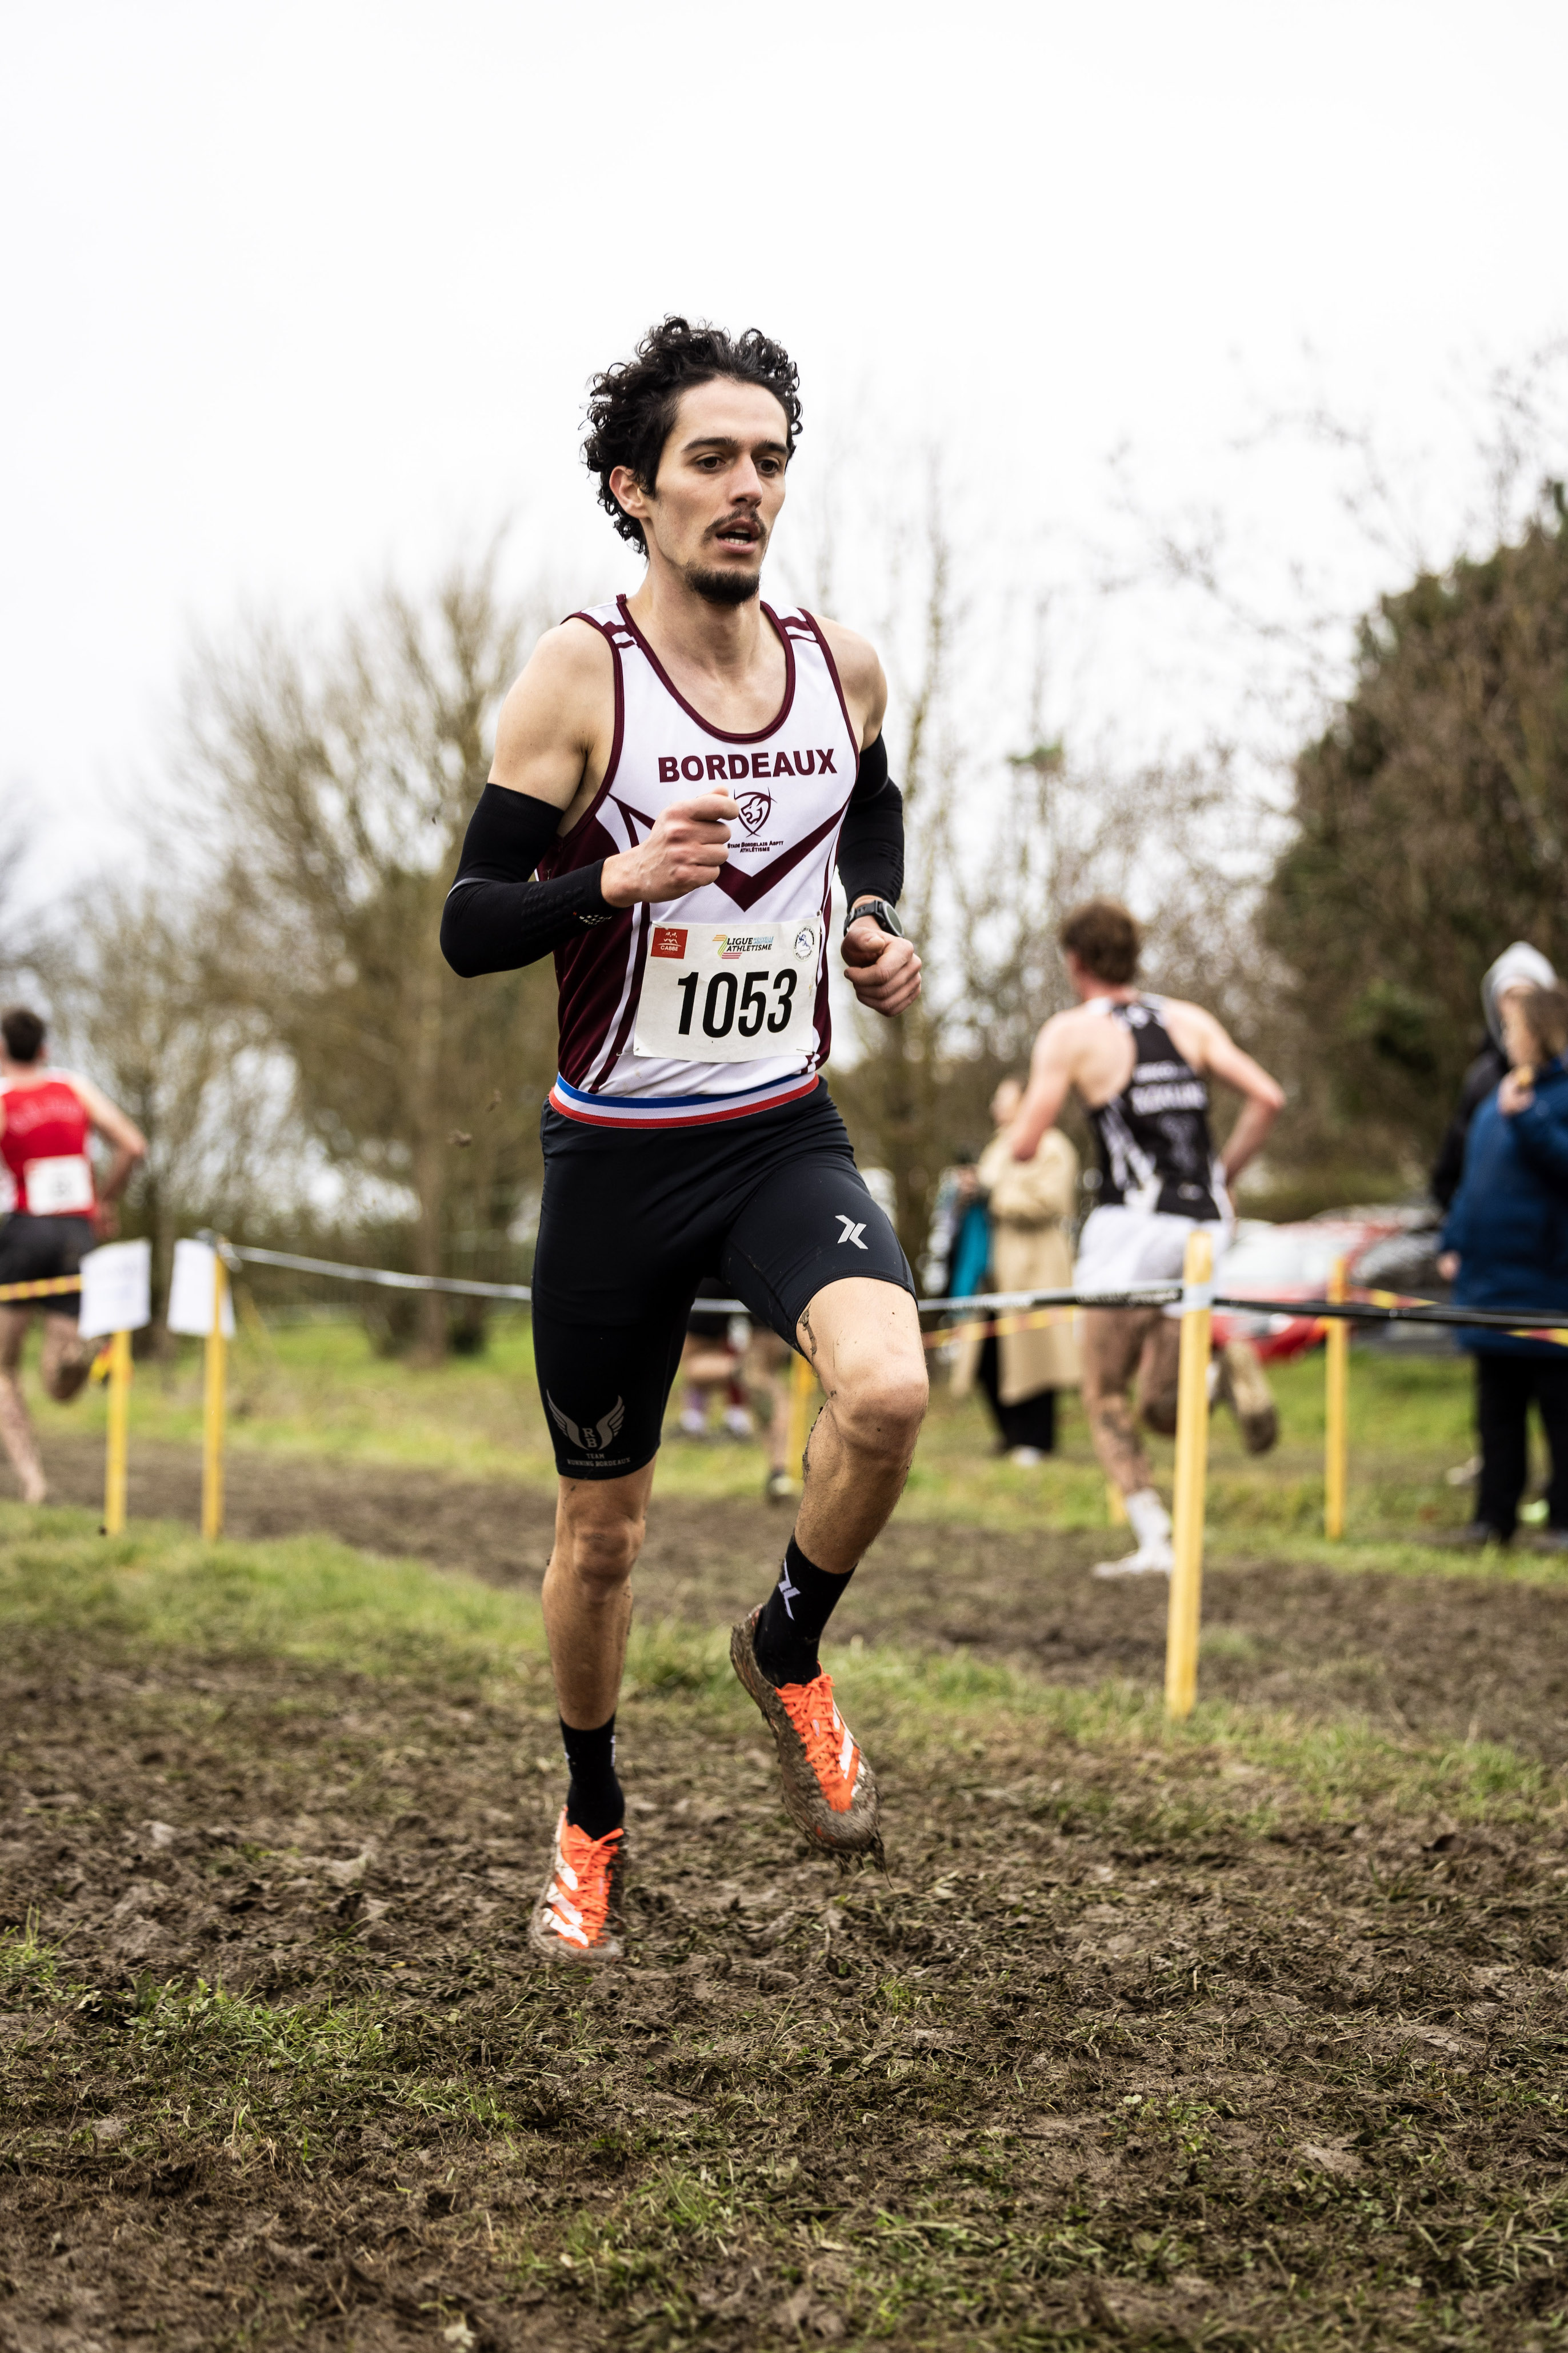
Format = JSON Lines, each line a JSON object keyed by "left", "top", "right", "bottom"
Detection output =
{"left": 1141, "top": 1390, "right": 1179, "bottom": 1439}
{"left": 831, "top": 1363, "right": 928, "bottom": 1463}
{"left": 43, "top": 1338, "right": 95, "bottom": 1404}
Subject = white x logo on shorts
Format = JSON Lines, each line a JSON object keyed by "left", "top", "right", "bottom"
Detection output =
{"left": 835, "top": 1215, "right": 868, "bottom": 1249}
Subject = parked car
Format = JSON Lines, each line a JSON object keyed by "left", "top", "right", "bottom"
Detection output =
{"left": 1211, "top": 1213, "right": 1409, "bottom": 1362}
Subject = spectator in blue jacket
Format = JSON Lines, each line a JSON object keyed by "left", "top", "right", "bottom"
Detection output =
{"left": 1439, "top": 983, "right": 1568, "bottom": 1547}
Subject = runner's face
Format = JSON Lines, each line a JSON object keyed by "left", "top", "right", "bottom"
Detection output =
{"left": 623, "top": 379, "right": 789, "bottom": 597}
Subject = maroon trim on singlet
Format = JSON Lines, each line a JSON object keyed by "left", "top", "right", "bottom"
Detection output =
{"left": 799, "top": 609, "right": 860, "bottom": 754}
{"left": 711, "top": 801, "right": 851, "bottom": 912}
{"left": 809, "top": 862, "right": 835, "bottom": 1071}
{"left": 605, "top": 902, "right": 653, "bottom": 1074}
{"left": 550, "top": 811, "right": 636, "bottom": 1085}
{"left": 615, "top": 596, "right": 797, "bottom": 742}
{"left": 539, "top": 612, "right": 627, "bottom": 862}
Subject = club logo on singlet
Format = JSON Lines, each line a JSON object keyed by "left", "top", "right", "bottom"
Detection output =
{"left": 545, "top": 597, "right": 859, "bottom": 1125}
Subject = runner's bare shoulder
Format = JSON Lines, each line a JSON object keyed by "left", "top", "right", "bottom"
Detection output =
{"left": 808, "top": 616, "right": 886, "bottom": 745}
{"left": 491, "top": 618, "right": 615, "bottom": 805}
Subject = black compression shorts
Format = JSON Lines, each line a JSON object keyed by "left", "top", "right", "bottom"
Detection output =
{"left": 530, "top": 1083, "right": 913, "bottom": 1479}
{"left": 0, "top": 1212, "right": 95, "bottom": 1319}
{"left": 686, "top": 1274, "right": 734, "bottom": 1344}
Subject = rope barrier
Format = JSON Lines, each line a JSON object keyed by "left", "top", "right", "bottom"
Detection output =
{"left": 218, "top": 1242, "right": 1568, "bottom": 1335}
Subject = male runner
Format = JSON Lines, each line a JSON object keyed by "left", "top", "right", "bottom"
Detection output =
{"left": 0, "top": 1006, "right": 147, "bottom": 1503}
{"left": 1009, "top": 900, "right": 1284, "bottom": 1577}
{"left": 441, "top": 318, "right": 927, "bottom": 1961}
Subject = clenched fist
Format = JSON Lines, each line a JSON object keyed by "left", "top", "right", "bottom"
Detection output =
{"left": 842, "top": 917, "right": 922, "bottom": 1017}
{"left": 601, "top": 792, "right": 738, "bottom": 907}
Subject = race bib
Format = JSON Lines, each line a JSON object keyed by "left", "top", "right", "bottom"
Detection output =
{"left": 25, "top": 1154, "right": 94, "bottom": 1215}
{"left": 633, "top": 915, "right": 821, "bottom": 1063}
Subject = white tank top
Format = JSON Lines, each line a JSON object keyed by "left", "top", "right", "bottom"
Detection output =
{"left": 540, "top": 596, "right": 860, "bottom": 1129}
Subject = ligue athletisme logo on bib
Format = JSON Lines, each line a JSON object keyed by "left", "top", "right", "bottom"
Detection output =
{"left": 635, "top": 915, "right": 822, "bottom": 1063}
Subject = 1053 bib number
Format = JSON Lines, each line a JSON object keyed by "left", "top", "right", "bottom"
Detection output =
{"left": 633, "top": 915, "right": 821, "bottom": 1063}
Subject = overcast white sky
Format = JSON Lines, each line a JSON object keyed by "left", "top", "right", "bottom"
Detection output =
{"left": 4, "top": 0, "right": 1567, "bottom": 895}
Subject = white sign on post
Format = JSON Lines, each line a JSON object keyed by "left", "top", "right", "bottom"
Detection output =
{"left": 167, "top": 1239, "right": 236, "bottom": 1338}
{"left": 78, "top": 1240, "right": 153, "bottom": 1339}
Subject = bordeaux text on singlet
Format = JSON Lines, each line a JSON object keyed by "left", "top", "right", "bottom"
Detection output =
{"left": 539, "top": 598, "right": 859, "bottom": 1130}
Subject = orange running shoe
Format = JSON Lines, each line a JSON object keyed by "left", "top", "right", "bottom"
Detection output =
{"left": 528, "top": 1811, "right": 626, "bottom": 1965}
{"left": 730, "top": 1608, "right": 882, "bottom": 1857}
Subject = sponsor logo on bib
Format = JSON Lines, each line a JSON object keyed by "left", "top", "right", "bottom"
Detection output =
{"left": 651, "top": 927, "right": 687, "bottom": 959}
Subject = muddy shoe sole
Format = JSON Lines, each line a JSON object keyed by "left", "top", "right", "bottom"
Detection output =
{"left": 730, "top": 1609, "right": 882, "bottom": 1859}
{"left": 527, "top": 1822, "right": 628, "bottom": 1966}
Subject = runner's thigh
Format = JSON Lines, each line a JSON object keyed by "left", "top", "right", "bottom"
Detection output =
{"left": 719, "top": 1150, "right": 913, "bottom": 1346}
{"left": 1082, "top": 1307, "right": 1159, "bottom": 1399}
{"left": 531, "top": 1296, "right": 692, "bottom": 1481}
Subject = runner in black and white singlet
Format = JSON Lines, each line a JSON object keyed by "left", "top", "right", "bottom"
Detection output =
{"left": 441, "top": 319, "right": 929, "bottom": 1962}
{"left": 1010, "top": 899, "right": 1285, "bottom": 1577}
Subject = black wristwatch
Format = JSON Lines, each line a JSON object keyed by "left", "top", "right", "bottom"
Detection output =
{"left": 844, "top": 896, "right": 905, "bottom": 941}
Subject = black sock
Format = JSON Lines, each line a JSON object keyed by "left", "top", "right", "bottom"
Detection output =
{"left": 561, "top": 1715, "right": 623, "bottom": 1839}
{"left": 752, "top": 1536, "right": 854, "bottom": 1688}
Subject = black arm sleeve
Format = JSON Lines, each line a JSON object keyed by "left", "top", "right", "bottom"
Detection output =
{"left": 439, "top": 784, "right": 613, "bottom": 978}
{"left": 834, "top": 734, "right": 905, "bottom": 909}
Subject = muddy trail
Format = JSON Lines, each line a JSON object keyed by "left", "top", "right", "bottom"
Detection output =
{"left": 5, "top": 1587, "right": 1568, "bottom": 2352}
{"left": 26, "top": 1432, "right": 1568, "bottom": 1767}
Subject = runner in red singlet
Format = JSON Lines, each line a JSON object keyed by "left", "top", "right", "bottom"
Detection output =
{"left": 441, "top": 318, "right": 927, "bottom": 1962}
{"left": 0, "top": 1006, "right": 147, "bottom": 1503}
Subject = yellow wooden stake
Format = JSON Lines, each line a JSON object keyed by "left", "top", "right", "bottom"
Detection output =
{"left": 1165, "top": 1230, "right": 1213, "bottom": 1720}
{"left": 786, "top": 1348, "right": 817, "bottom": 1472}
{"left": 102, "top": 1328, "right": 131, "bottom": 1536}
{"left": 1325, "top": 1254, "right": 1349, "bottom": 1540}
{"left": 201, "top": 1250, "right": 230, "bottom": 1541}
{"left": 1106, "top": 1482, "right": 1128, "bottom": 1526}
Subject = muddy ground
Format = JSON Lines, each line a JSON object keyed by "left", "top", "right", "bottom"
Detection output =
{"left": 25, "top": 1433, "right": 1568, "bottom": 1767}
{"left": 3, "top": 1450, "right": 1568, "bottom": 2348}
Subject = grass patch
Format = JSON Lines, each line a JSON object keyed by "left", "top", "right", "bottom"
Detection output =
{"left": 2, "top": 1503, "right": 1561, "bottom": 1828}
{"left": 25, "top": 1312, "right": 1497, "bottom": 1546}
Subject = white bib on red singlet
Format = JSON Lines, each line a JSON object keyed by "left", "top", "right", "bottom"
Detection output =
{"left": 539, "top": 597, "right": 859, "bottom": 1130}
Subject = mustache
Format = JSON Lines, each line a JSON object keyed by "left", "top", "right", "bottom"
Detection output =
{"left": 706, "top": 512, "right": 765, "bottom": 544}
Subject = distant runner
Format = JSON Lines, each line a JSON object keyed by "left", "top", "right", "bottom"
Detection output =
{"left": 0, "top": 1006, "right": 146, "bottom": 1503}
{"left": 1010, "top": 901, "right": 1285, "bottom": 1576}
{"left": 442, "top": 318, "right": 926, "bottom": 1962}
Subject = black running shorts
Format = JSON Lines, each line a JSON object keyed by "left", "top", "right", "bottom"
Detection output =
{"left": 0, "top": 1212, "right": 95, "bottom": 1320}
{"left": 530, "top": 1082, "right": 914, "bottom": 1479}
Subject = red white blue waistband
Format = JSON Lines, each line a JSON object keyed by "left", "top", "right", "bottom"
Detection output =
{"left": 548, "top": 1070, "right": 820, "bottom": 1130}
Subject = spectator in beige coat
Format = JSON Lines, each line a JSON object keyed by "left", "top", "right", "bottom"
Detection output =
{"left": 951, "top": 1078, "right": 1080, "bottom": 1462}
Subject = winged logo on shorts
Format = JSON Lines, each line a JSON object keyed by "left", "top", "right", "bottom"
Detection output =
{"left": 547, "top": 1394, "right": 626, "bottom": 1453}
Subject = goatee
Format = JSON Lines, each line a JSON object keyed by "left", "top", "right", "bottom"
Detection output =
{"left": 686, "top": 566, "right": 762, "bottom": 607}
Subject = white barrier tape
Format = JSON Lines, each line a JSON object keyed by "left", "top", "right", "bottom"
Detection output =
{"left": 207, "top": 1240, "right": 1568, "bottom": 1333}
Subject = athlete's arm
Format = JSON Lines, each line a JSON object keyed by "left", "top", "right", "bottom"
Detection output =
{"left": 67, "top": 1074, "right": 147, "bottom": 1205}
{"left": 835, "top": 736, "right": 904, "bottom": 907}
{"left": 817, "top": 623, "right": 921, "bottom": 1017}
{"left": 1010, "top": 1017, "right": 1079, "bottom": 1159}
{"left": 1177, "top": 1005, "right": 1285, "bottom": 1187}
{"left": 442, "top": 621, "right": 748, "bottom": 977}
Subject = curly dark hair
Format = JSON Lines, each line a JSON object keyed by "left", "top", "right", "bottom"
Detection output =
{"left": 582, "top": 316, "right": 802, "bottom": 550}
